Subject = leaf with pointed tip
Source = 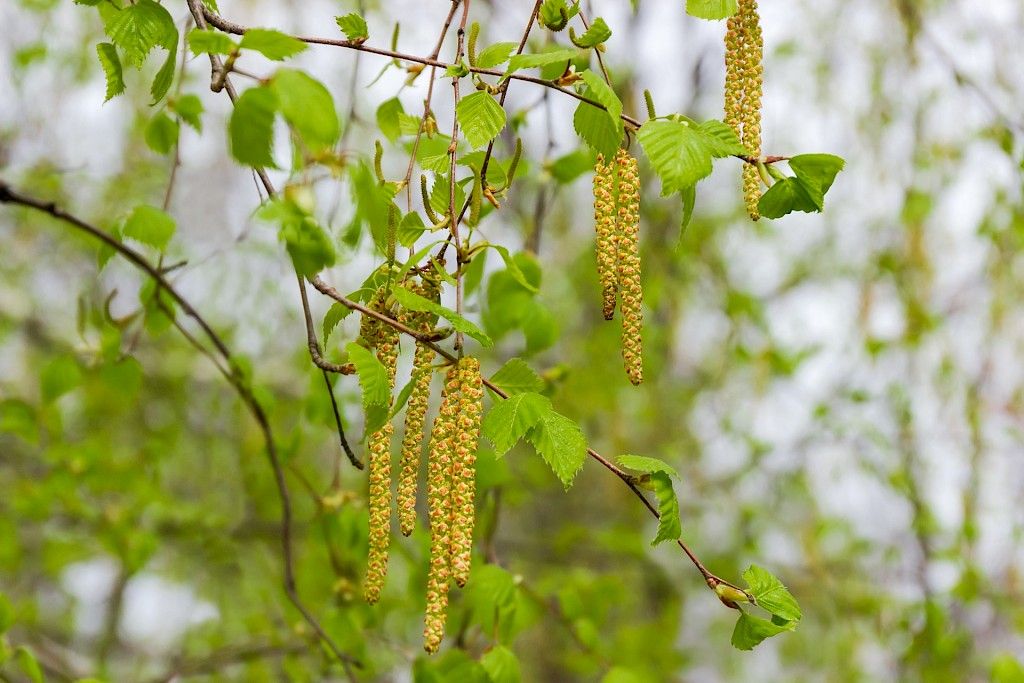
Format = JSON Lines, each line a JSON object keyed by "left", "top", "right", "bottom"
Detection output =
{"left": 571, "top": 17, "right": 611, "bottom": 48}
{"left": 637, "top": 119, "right": 712, "bottom": 195}
{"left": 490, "top": 358, "right": 543, "bottom": 395}
{"left": 526, "top": 409, "right": 587, "bottom": 489}
{"left": 187, "top": 28, "right": 236, "bottom": 56}
{"left": 482, "top": 392, "right": 551, "bottom": 456}
{"left": 650, "top": 471, "right": 681, "bottom": 545}
{"left": 742, "top": 565, "right": 802, "bottom": 622}
{"left": 506, "top": 47, "right": 578, "bottom": 74}
{"left": 686, "top": 0, "right": 738, "bottom": 20}
{"left": 239, "top": 28, "right": 306, "bottom": 60}
{"left": 476, "top": 41, "right": 517, "bottom": 69}
{"left": 392, "top": 285, "right": 493, "bottom": 347}
{"left": 730, "top": 612, "right": 793, "bottom": 650}
{"left": 456, "top": 91, "right": 507, "bottom": 149}
{"left": 96, "top": 43, "right": 125, "bottom": 101}
{"left": 335, "top": 13, "right": 369, "bottom": 42}
{"left": 617, "top": 454, "right": 678, "bottom": 478}
{"left": 272, "top": 68, "right": 339, "bottom": 151}
{"left": 229, "top": 85, "right": 278, "bottom": 168}
{"left": 323, "top": 302, "right": 353, "bottom": 346}
{"left": 123, "top": 204, "right": 175, "bottom": 250}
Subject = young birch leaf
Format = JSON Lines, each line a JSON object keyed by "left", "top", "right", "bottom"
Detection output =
{"left": 392, "top": 285, "right": 493, "bottom": 347}
{"left": 105, "top": 0, "right": 176, "bottom": 68}
{"left": 757, "top": 178, "right": 817, "bottom": 219}
{"left": 571, "top": 17, "right": 612, "bottom": 48}
{"left": 376, "top": 97, "right": 404, "bottom": 142}
{"left": 476, "top": 41, "right": 517, "bottom": 69}
{"left": 239, "top": 28, "right": 307, "bottom": 60}
{"left": 144, "top": 112, "right": 178, "bottom": 154}
{"left": 486, "top": 245, "right": 538, "bottom": 293}
{"left": 346, "top": 341, "right": 391, "bottom": 432}
{"left": 272, "top": 68, "right": 340, "bottom": 151}
{"left": 187, "top": 28, "right": 237, "bottom": 56}
{"left": 695, "top": 119, "right": 748, "bottom": 157}
{"left": 573, "top": 71, "right": 624, "bottom": 159}
{"left": 96, "top": 43, "right": 125, "bottom": 101}
{"left": 150, "top": 44, "right": 177, "bottom": 103}
{"left": 686, "top": 0, "right": 738, "bottom": 20}
{"left": 637, "top": 119, "right": 712, "bottom": 195}
{"left": 616, "top": 454, "right": 678, "bottom": 478}
{"left": 335, "top": 13, "right": 369, "bottom": 42}
{"left": 322, "top": 302, "right": 353, "bottom": 346}
{"left": 480, "top": 645, "right": 521, "bottom": 683}
{"left": 229, "top": 85, "right": 278, "bottom": 167}
{"left": 482, "top": 392, "right": 551, "bottom": 456}
{"left": 506, "top": 47, "right": 578, "bottom": 74}
{"left": 742, "top": 565, "right": 802, "bottom": 622}
{"left": 788, "top": 154, "right": 845, "bottom": 209}
{"left": 123, "top": 204, "right": 175, "bottom": 250}
{"left": 526, "top": 409, "right": 587, "bottom": 489}
{"left": 650, "top": 471, "right": 681, "bottom": 545}
{"left": 580, "top": 69, "right": 623, "bottom": 131}
{"left": 171, "top": 94, "right": 204, "bottom": 132}
{"left": 490, "top": 358, "right": 544, "bottom": 395}
{"left": 456, "top": 91, "right": 507, "bottom": 149}
{"left": 730, "top": 612, "right": 792, "bottom": 651}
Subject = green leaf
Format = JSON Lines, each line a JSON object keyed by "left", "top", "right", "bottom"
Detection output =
{"left": 526, "top": 409, "right": 587, "bottom": 489}
{"left": 41, "top": 355, "right": 82, "bottom": 403}
{"left": 229, "top": 85, "right": 278, "bottom": 168}
{"left": 150, "top": 43, "right": 177, "bottom": 103}
{"left": 680, "top": 184, "right": 696, "bottom": 233}
{"left": 187, "top": 28, "right": 237, "bottom": 56}
{"left": 757, "top": 177, "right": 817, "bottom": 219}
{"left": 571, "top": 17, "right": 611, "bottom": 48}
{"left": 616, "top": 454, "right": 678, "bottom": 478}
{"left": 486, "top": 245, "right": 538, "bottom": 293}
{"left": 730, "top": 612, "right": 793, "bottom": 650}
{"left": 456, "top": 91, "right": 507, "bottom": 149}
{"left": 335, "top": 13, "right": 369, "bottom": 42}
{"left": 281, "top": 217, "right": 335, "bottom": 277}
{"left": 123, "top": 204, "right": 175, "bottom": 250}
{"left": 573, "top": 74, "right": 624, "bottom": 160}
{"left": 548, "top": 148, "right": 595, "bottom": 183}
{"left": 480, "top": 645, "right": 521, "bottom": 683}
{"left": 14, "top": 647, "right": 43, "bottom": 683}
{"left": 272, "top": 68, "right": 340, "bottom": 151}
{"left": 144, "top": 111, "right": 179, "bottom": 154}
{"left": 742, "top": 565, "right": 802, "bottom": 622}
{"left": 507, "top": 47, "right": 578, "bottom": 74}
{"left": 392, "top": 285, "right": 493, "bottom": 347}
{"left": 695, "top": 119, "right": 748, "bottom": 157}
{"left": 239, "top": 28, "right": 307, "bottom": 60}
{"left": 323, "top": 302, "right": 353, "bottom": 346}
{"left": 649, "top": 471, "right": 681, "bottom": 545}
{"left": 637, "top": 119, "right": 712, "bottom": 195}
{"left": 476, "top": 41, "right": 517, "bottom": 69}
{"left": 686, "top": 0, "right": 738, "bottom": 20}
{"left": 538, "top": 0, "right": 579, "bottom": 31}
{"left": 171, "top": 93, "right": 204, "bottom": 132}
{"left": 490, "top": 358, "right": 543, "bottom": 395}
{"left": 376, "top": 97, "right": 405, "bottom": 142}
{"left": 95, "top": 42, "right": 125, "bottom": 101}
{"left": 105, "top": 0, "right": 176, "bottom": 68}
{"left": 481, "top": 392, "right": 550, "bottom": 456}
{"left": 346, "top": 341, "right": 392, "bottom": 430}
{"left": 788, "top": 153, "right": 845, "bottom": 209}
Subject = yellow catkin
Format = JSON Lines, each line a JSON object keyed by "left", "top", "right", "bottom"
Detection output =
{"left": 364, "top": 309, "right": 399, "bottom": 605}
{"left": 593, "top": 154, "right": 619, "bottom": 320}
{"left": 423, "top": 364, "right": 459, "bottom": 653}
{"left": 397, "top": 281, "right": 439, "bottom": 537}
{"left": 726, "top": 0, "right": 764, "bottom": 221}
{"left": 615, "top": 150, "right": 643, "bottom": 386}
{"left": 449, "top": 357, "right": 482, "bottom": 588}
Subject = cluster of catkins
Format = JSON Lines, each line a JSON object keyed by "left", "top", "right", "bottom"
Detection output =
{"left": 357, "top": 282, "right": 484, "bottom": 654}
{"left": 725, "top": 0, "right": 764, "bottom": 221}
{"left": 593, "top": 148, "right": 643, "bottom": 386}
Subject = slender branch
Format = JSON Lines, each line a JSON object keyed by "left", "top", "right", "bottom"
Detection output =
{"left": 448, "top": 0, "right": 471, "bottom": 353}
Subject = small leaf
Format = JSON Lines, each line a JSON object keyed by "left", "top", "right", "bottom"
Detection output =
{"left": 637, "top": 119, "right": 712, "bottom": 195}
{"left": 96, "top": 42, "right": 125, "bottom": 101}
{"left": 686, "top": 0, "right": 738, "bottom": 20}
{"left": 788, "top": 153, "right": 845, "bottom": 209}
{"left": 490, "top": 358, "right": 543, "bottom": 395}
{"left": 14, "top": 647, "right": 43, "bottom": 683}
{"left": 571, "top": 17, "right": 611, "bottom": 48}
{"left": 526, "top": 409, "right": 587, "bottom": 489}
{"left": 486, "top": 245, "right": 538, "bottom": 293}
{"left": 272, "top": 68, "right": 340, "bottom": 151}
{"left": 476, "top": 41, "right": 517, "bottom": 69}
{"left": 323, "top": 302, "right": 353, "bottom": 346}
{"left": 650, "top": 471, "right": 681, "bottom": 545}
{"left": 376, "top": 96, "right": 404, "bottom": 142}
{"left": 730, "top": 612, "right": 793, "bottom": 650}
{"left": 106, "top": 0, "right": 177, "bottom": 68}
{"left": 507, "top": 47, "right": 578, "bottom": 73}
{"left": 742, "top": 565, "right": 802, "bottom": 622}
{"left": 757, "top": 177, "right": 816, "bottom": 219}
{"left": 41, "top": 355, "right": 82, "bottom": 403}
{"left": 171, "top": 93, "right": 204, "bottom": 132}
{"left": 392, "top": 285, "right": 493, "bottom": 347}
{"left": 335, "top": 13, "right": 369, "bottom": 42}
{"left": 480, "top": 645, "right": 521, "bottom": 683}
{"left": 229, "top": 84, "right": 278, "bottom": 168}
{"left": 572, "top": 72, "right": 623, "bottom": 160}
{"left": 456, "top": 91, "right": 507, "bottom": 149}
{"left": 187, "top": 28, "right": 237, "bottom": 56}
{"left": 397, "top": 211, "right": 425, "bottom": 248}
{"left": 239, "top": 28, "right": 307, "bottom": 60}
{"left": 123, "top": 204, "right": 175, "bottom": 250}
{"left": 616, "top": 454, "right": 678, "bottom": 478}
{"left": 346, "top": 341, "right": 391, "bottom": 430}
{"left": 695, "top": 119, "right": 748, "bottom": 157}
{"left": 482, "top": 392, "right": 551, "bottom": 457}
{"left": 144, "top": 111, "right": 179, "bottom": 154}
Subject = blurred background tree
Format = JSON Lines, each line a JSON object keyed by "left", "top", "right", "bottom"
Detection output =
{"left": 0, "top": 0, "right": 1022, "bottom": 681}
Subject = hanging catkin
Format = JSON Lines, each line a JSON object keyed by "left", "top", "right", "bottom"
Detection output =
{"left": 423, "top": 363, "right": 459, "bottom": 653}
{"left": 449, "top": 357, "right": 482, "bottom": 588}
{"left": 725, "top": 0, "right": 764, "bottom": 220}
{"left": 397, "top": 281, "right": 439, "bottom": 537}
{"left": 363, "top": 293, "right": 399, "bottom": 605}
{"left": 593, "top": 154, "right": 619, "bottom": 320}
{"left": 616, "top": 149, "right": 643, "bottom": 386}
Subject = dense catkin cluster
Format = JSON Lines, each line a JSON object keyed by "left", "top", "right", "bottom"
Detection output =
{"left": 397, "top": 281, "right": 439, "bottom": 537}
{"left": 363, "top": 293, "right": 400, "bottom": 605}
{"left": 593, "top": 154, "right": 619, "bottom": 320}
{"left": 725, "top": 0, "right": 764, "bottom": 220}
{"left": 616, "top": 149, "right": 643, "bottom": 386}
{"left": 422, "top": 357, "right": 482, "bottom": 653}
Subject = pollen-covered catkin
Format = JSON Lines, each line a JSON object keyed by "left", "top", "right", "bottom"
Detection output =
{"left": 397, "top": 282, "right": 439, "bottom": 537}
{"left": 615, "top": 150, "right": 643, "bottom": 386}
{"left": 423, "top": 364, "right": 459, "bottom": 653}
{"left": 593, "top": 154, "right": 619, "bottom": 320}
{"left": 364, "top": 297, "right": 399, "bottom": 605}
{"left": 725, "top": 0, "right": 764, "bottom": 221}
{"left": 449, "top": 357, "right": 482, "bottom": 588}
